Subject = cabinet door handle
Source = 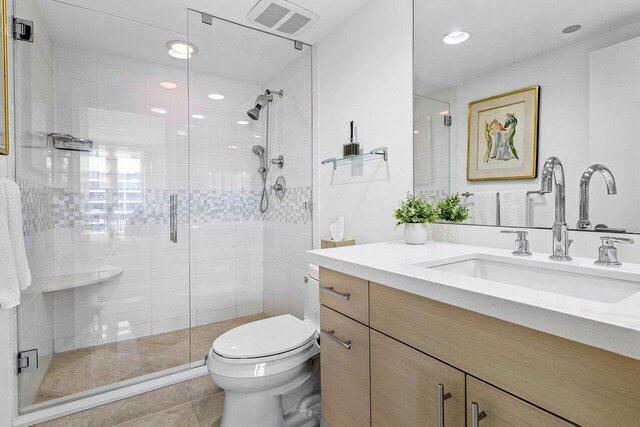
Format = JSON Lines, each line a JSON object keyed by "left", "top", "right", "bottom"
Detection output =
{"left": 319, "top": 285, "right": 351, "bottom": 300}
{"left": 471, "top": 402, "right": 486, "bottom": 427}
{"left": 320, "top": 329, "right": 352, "bottom": 350}
{"left": 437, "top": 384, "right": 452, "bottom": 427}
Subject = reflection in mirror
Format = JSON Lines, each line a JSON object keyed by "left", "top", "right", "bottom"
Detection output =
{"left": 413, "top": 0, "right": 640, "bottom": 234}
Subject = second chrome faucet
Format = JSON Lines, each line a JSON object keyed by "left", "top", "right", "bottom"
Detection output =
{"left": 540, "top": 157, "right": 573, "bottom": 261}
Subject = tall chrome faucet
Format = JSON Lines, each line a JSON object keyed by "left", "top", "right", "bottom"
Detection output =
{"left": 577, "top": 164, "right": 617, "bottom": 230}
{"left": 540, "top": 157, "right": 573, "bottom": 261}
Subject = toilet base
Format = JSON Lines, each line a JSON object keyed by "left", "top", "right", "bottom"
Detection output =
{"left": 221, "top": 390, "right": 284, "bottom": 427}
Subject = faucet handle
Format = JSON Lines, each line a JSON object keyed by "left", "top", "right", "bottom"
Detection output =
{"left": 601, "top": 236, "right": 634, "bottom": 246}
{"left": 501, "top": 230, "right": 531, "bottom": 256}
{"left": 596, "top": 236, "right": 634, "bottom": 266}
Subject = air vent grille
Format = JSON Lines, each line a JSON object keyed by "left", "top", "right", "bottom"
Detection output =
{"left": 277, "top": 13, "right": 311, "bottom": 34}
{"left": 247, "top": 0, "right": 319, "bottom": 37}
{"left": 254, "top": 3, "right": 290, "bottom": 28}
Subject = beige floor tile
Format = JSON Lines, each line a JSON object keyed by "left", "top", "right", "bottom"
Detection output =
{"left": 34, "top": 314, "right": 266, "bottom": 405}
{"left": 191, "top": 392, "right": 225, "bottom": 427}
{"left": 113, "top": 402, "right": 200, "bottom": 427}
{"left": 188, "top": 375, "right": 221, "bottom": 400}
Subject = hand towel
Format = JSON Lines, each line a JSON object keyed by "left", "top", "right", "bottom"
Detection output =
{"left": 473, "top": 192, "right": 498, "bottom": 225}
{"left": 0, "top": 180, "right": 20, "bottom": 309}
{"left": 4, "top": 179, "right": 31, "bottom": 291}
{"left": 499, "top": 190, "right": 528, "bottom": 227}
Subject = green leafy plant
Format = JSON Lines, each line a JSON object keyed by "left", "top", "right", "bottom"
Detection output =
{"left": 393, "top": 192, "right": 438, "bottom": 226}
{"left": 436, "top": 193, "right": 470, "bottom": 223}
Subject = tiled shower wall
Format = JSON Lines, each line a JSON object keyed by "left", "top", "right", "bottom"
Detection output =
{"left": 262, "top": 50, "right": 313, "bottom": 319}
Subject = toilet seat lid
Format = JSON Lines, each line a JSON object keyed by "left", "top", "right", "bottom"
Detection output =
{"left": 212, "top": 314, "right": 317, "bottom": 359}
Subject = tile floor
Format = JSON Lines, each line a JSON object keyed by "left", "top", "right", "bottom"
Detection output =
{"left": 34, "top": 313, "right": 268, "bottom": 404}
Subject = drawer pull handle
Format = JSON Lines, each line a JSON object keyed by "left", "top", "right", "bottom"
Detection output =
{"left": 437, "top": 384, "right": 452, "bottom": 427}
{"left": 320, "top": 329, "right": 352, "bottom": 350}
{"left": 320, "top": 285, "right": 351, "bottom": 300}
{"left": 471, "top": 402, "right": 486, "bottom": 427}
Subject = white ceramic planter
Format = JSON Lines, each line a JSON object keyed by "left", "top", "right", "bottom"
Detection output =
{"left": 404, "top": 223, "right": 428, "bottom": 245}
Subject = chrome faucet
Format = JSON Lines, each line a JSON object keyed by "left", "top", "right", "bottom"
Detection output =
{"left": 540, "top": 157, "right": 573, "bottom": 261}
{"left": 577, "top": 164, "right": 617, "bottom": 230}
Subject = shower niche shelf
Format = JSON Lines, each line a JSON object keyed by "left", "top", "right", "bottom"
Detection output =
{"left": 322, "top": 147, "right": 388, "bottom": 170}
{"left": 42, "top": 266, "right": 123, "bottom": 292}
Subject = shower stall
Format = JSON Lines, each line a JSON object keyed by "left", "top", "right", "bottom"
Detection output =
{"left": 13, "top": 0, "right": 313, "bottom": 414}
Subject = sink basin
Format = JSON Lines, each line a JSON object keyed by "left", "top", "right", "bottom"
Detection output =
{"left": 420, "top": 254, "right": 640, "bottom": 303}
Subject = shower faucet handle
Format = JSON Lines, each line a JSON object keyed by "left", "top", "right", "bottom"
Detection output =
{"left": 271, "top": 155, "right": 284, "bottom": 168}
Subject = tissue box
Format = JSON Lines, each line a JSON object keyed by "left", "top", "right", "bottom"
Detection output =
{"left": 321, "top": 239, "right": 356, "bottom": 249}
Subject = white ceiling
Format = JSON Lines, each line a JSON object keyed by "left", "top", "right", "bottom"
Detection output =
{"left": 51, "top": 0, "right": 370, "bottom": 44}
{"left": 31, "top": 0, "right": 369, "bottom": 86}
{"left": 414, "top": 0, "right": 640, "bottom": 95}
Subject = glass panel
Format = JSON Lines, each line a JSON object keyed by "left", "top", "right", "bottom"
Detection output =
{"left": 187, "top": 11, "right": 313, "bottom": 363}
{"left": 15, "top": 0, "right": 190, "bottom": 411}
{"left": 413, "top": 95, "right": 450, "bottom": 200}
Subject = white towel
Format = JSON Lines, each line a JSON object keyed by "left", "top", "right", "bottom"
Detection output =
{"left": 0, "top": 179, "right": 31, "bottom": 310}
{"left": 473, "top": 192, "right": 498, "bottom": 225}
{"left": 499, "top": 191, "right": 528, "bottom": 227}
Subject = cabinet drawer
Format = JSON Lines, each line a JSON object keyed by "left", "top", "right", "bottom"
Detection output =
{"left": 466, "top": 376, "right": 572, "bottom": 427}
{"left": 370, "top": 282, "right": 640, "bottom": 426}
{"left": 371, "top": 330, "right": 465, "bottom": 427}
{"left": 319, "top": 267, "right": 369, "bottom": 324}
{"left": 320, "top": 305, "right": 370, "bottom": 427}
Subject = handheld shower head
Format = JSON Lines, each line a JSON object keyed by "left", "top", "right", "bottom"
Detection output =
{"left": 252, "top": 145, "right": 264, "bottom": 156}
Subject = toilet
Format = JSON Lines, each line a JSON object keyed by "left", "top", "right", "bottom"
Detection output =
{"left": 207, "top": 264, "right": 321, "bottom": 427}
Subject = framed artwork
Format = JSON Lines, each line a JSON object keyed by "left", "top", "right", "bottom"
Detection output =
{"left": 467, "top": 86, "right": 539, "bottom": 181}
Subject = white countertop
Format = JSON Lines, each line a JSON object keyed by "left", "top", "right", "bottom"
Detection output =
{"left": 308, "top": 241, "right": 640, "bottom": 360}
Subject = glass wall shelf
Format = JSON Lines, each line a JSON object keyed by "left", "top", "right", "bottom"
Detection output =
{"left": 321, "top": 146, "right": 388, "bottom": 170}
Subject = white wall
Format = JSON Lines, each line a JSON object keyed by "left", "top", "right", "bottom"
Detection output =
{"left": 442, "top": 21, "right": 640, "bottom": 230}
{"left": 316, "top": 0, "right": 413, "bottom": 244}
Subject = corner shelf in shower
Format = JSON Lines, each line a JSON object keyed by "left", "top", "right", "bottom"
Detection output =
{"left": 321, "top": 147, "right": 388, "bottom": 170}
{"left": 41, "top": 266, "right": 124, "bottom": 292}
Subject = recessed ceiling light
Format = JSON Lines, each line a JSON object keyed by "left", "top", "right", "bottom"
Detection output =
{"left": 191, "top": 114, "right": 204, "bottom": 119}
{"left": 160, "top": 81, "right": 177, "bottom": 89}
{"left": 252, "top": 134, "right": 261, "bottom": 138}
{"left": 442, "top": 31, "right": 470, "bottom": 45}
{"left": 414, "top": 130, "right": 419, "bottom": 134}
{"left": 150, "top": 107, "right": 167, "bottom": 114}
{"left": 208, "top": 93, "right": 224, "bottom": 100}
{"left": 176, "top": 130, "right": 187, "bottom": 136}
{"left": 237, "top": 121, "right": 249, "bottom": 125}
{"left": 562, "top": 24, "right": 581, "bottom": 34}
{"left": 166, "top": 40, "right": 198, "bottom": 59}
{"left": 227, "top": 145, "right": 238, "bottom": 149}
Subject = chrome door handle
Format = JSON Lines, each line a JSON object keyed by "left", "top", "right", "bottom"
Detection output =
{"left": 169, "top": 194, "right": 178, "bottom": 243}
{"left": 471, "top": 402, "right": 486, "bottom": 427}
{"left": 320, "top": 329, "right": 352, "bottom": 350}
{"left": 319, "top": 285, "right": 351, "bottom": 300}
{"left": 437, "top": 384, "right": 452, "bottom": 427}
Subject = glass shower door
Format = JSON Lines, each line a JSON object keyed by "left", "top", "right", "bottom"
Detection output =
{"left": 15, "top": 0, "right": 191, "bottom": 412}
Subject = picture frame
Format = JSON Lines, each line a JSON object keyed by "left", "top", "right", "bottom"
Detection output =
{"left": 466, "top": 86, "right": 539, "bottom": 181}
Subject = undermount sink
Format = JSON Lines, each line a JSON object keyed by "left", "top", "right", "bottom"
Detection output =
{"left": 419, "top": 254, "right": 640, "bottom": 304}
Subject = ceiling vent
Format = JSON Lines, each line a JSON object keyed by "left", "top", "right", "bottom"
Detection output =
{"left": 247, "top": 0, "right": 319, "bottom": 37}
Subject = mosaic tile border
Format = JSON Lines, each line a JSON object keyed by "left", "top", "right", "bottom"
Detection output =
{"left": 263, "top": 185, "right": 312, "bottom": 225}
{"left": 18, "top": 179, "right": 54, "bottom": 236}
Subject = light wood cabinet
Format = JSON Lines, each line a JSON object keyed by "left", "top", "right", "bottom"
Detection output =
{"left": 319, "top": 267, "right": 369, "bottom": 324}
{"left": 370, "top": 330, "right": 465, "bottom": 427}
{"left": 319, "top": 268, "right": 640, "bottom": 427}
{"left": 320, "top": 305, "right": 370, "bottom": 427}
{"left": 465, "top": 376, "right": 572, "bottom": 427}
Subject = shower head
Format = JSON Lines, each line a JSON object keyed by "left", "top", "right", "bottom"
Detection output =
{"left": 246, "top": 89, "right": 283, "bottom": 120}
{"left": 252, "top": 145, "right": 264, "bottom": 156}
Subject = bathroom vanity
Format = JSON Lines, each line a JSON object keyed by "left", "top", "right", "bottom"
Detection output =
{"left": 309, "top": 242, "right": 640, "bottom": 427}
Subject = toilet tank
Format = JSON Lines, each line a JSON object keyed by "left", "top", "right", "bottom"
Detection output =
{"left": 304, "top": 263, "right": 320, "bottom": 331}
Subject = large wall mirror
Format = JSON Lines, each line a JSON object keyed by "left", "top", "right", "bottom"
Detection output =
{"left": 414, "top": 0, "right": 640, "bottom": 235}
{"left": 0, "top": 0, "right": 7, "bottom": 155}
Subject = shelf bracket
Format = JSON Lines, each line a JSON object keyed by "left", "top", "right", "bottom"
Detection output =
{"left": 370, "top": 147, "right": 388, "bottom": 161}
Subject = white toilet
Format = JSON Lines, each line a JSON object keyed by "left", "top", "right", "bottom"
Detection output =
{"left": 207, "top": 264, "right": 321, "bottom": 427}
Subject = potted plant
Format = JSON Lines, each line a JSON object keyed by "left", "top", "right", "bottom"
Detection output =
{"left": 393, "top": 192, "right": 438, "bottom": 244}
{"left": 436, "top": 193, "right": 471, "bottom": 223}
